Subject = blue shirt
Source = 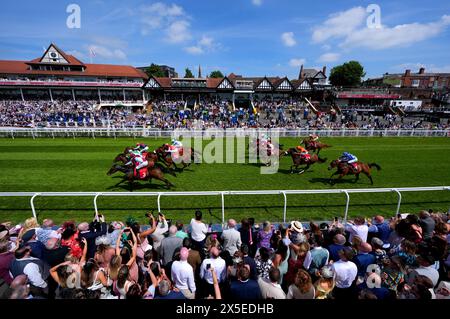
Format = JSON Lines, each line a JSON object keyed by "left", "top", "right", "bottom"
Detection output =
{"left": 353, "top": 253, "right": 376, "bottom": 277}
{"left": 327, "top": 244, "right": 344, "bottom": 262}
{"left": 154, "top": 290, "right": 186, "bottom": 299}
{"left": 230, "top": 279, "right": 262, "bottom": 299}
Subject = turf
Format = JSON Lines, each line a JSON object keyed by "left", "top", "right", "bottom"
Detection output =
{"left": 0, "top": 137, "right": 449, "bottom": 225}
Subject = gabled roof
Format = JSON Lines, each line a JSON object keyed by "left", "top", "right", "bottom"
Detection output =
{"left": 254, "top": 76, "right": 275, "bottom": 91}
{"left": 206, "top": 77, "right": 222, "bottom": 88}
{"left": 302, "top": 68, "right": 319, "bottom": 78}
{"left": 271, "top": 77, "right": 294, "bottom": 90}
{"left": 153, "top": 77, "right": 172, "bottom": 88}
{"left": 29, "top": 43, "right": 85, "bottom": 66}
{"left": 291, "top": 78, "right": 313, "bottom": 90}
{"left": 213, "top": 77, "right": 235, "bottom": 89}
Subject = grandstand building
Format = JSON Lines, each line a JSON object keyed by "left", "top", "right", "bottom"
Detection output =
{"left": 0, "top": 44, "right": 147, "bottom": 102}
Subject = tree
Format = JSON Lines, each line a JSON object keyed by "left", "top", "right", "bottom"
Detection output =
{"left": 144, "top": 63, "right": 165, "bottom": 77}
{"left": 184, "top": 68, "right": 194, "bottom": 78}
{"left": 209, "top": 70, "right": 224, "bottom": 78}
{"left": 329, "top": 61, "right": 366, "bottom": 87}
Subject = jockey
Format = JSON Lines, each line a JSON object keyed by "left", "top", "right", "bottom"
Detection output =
{"left": 171, "top": 138, "right": 183, "bottom": 148}
{"left": 126, "top": 150, "right": 148, "bottom": 175}
{"left": 339, "top": 152, "right": 358, "bottom": 171}
{"left": 134, "top": 143, "right": 149, "bottom": 154}
{"left": 307, "top": 134, "right": 319, "bottom": 147}
{"left": 295, "top": 146, "right": 310, "bottom": 161}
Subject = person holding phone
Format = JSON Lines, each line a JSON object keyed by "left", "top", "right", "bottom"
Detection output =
{"left": 199, "top": 247, "right": 226, "bottom": 298}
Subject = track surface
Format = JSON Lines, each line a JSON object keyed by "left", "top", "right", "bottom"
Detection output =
{"left": 0, "top": 137, "right": 449, "bottom": 224}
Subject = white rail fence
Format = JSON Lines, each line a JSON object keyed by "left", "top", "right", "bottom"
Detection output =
{"left": 1, "top": 186, "right": 449, "bottom": 224}
{"left": 0, "top": 128, "right": 449, "bottom": 138}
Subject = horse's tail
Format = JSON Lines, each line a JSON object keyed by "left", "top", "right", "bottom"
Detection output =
{"left": 368, "top": 163, "right": 381, "bottom": 171}
{"left": 321, "top": 143, "right": 331, "bottom": 149}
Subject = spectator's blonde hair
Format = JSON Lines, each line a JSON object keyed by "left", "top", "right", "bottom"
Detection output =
{"left": 294, "top": 269, "right": 313, "bottom": 294}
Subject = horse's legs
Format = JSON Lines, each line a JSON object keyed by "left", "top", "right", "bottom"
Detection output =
{"left": 299, "top": 164, "right": 310, "bottom": 174}
{"left": 354, "top": 174, "right": 360, "bottom": 183}
{"left": 316, "top": 148, "right": 320, "bottom": 156}
{"left": 329, "top": 171, "right": 339, "bottom": 183}
{"left": 364, "top": 172, "right": 374, "bottom": 185}
{"left": 114, "top": 178, "right": 126, "bottom": 187}
{"left": 290, "top": 165, "right": 294, "bottom": 174}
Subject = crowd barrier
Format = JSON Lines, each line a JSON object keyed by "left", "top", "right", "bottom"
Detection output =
{"left": 0, "top": 186, "right": 448, "bottom": 224}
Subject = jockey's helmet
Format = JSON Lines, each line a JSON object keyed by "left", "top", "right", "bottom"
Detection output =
{"left": 343, "top": 152, "right": 350, "bottom": 157}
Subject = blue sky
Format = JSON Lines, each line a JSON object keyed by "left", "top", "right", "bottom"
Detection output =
{"left": 0, "top": 0, "right": 449, "bottom": 79}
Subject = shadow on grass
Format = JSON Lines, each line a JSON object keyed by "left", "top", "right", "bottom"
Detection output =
{"left": 309, "top": 177, "right": 369, "bottom": 185}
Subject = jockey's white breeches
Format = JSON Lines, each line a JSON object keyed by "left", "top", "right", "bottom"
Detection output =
{"left": 136, "top": 160, "right": 148, "bottom": 170}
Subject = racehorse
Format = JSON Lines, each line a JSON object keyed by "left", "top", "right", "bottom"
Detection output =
{"left": 283, "top": 148, "right": 327, "bottom": 174}
{"left": 301, "top": 139, "right": 331, "bottom": 155}
{"left": 113, "top": 153, "right": 176, "bottom": 177}
{"left": 154, "top": 145, "right": 200, "bottom": 171}
{"left": 107, "top": 164, "right": 174, "bottom": 191}
{"left": 328, "top": 159, "right": 381, "bottom": 185}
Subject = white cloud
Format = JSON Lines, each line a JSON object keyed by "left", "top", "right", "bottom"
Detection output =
{"left": 87, "top": 44, "right": 127, "bottom": 60}
{"left": 184, "top": 46, "right": 204, "bottom": 55}
{"left": 312, "top": 7, "right": 450, "bottom": 50}
{"left": 66, "top": 50, "right": 87, "bottom": 60}
{"left": 166, "top": 20, "right": 192, "bottom": 43}
{"left": 289, "top": 58, "right": 306, "bottom": 67}
{"left": 184, "top": 35, "right": 221, "bottom": 55}
{"left": 318, "top": 53, "right": 340, "bottom": 62}
{"left": 281, "top": 32, "right": 297, "bottom": 47}
{"left": 252, "top": 0, "right": 262, "bottom": 6}
{"left": 342, "top": 15, "right": 450, "bottom": 49}
{"left": 312, "top": 7, "right": 366, "bottom": 43}
{"left": 321, "top": 44, "right": 331, "bottom": 51}
{"left": 140, "top": 2, "right": 191, "bottom": 43}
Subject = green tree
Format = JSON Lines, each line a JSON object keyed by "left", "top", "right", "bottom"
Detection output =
{"left": 329, "top": 61, "right": 366, "bottom": 87}
{"left": 209, "top": 70, "right": 224, "bottom": 78}
{"left": 144, "top": 63, "right": 165, "bottom": 77}
{"left": 184, "top": 68, "right": 194, "bottom": 78}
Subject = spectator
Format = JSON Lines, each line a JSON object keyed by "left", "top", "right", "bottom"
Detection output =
{"left": 368, "top": 215, "right": 391, "bottom": 244}
{"left": 304, "top": 234, "right": 329, "bottom": 279}
{"left": 353, "top": 242, "right": 376, "bottom": 278}
{"left": 256, "top": 221, "right": 274, "bottom": 250}
{"left": 78, "top": 215, "right": 107, "bottom": 260}
{"left": 255, "top": 247, "right": 273, "bottom": 279}
{"left": 240, "top": 244, "right": 257, "bottom": 280}
{"left": 36, "top": 219, "right": 60, "bottom": 247}
{"left": 257, "top": 267, "right": 286, "bottom": 299}
{"left": 21, "top": 229, "right": 45, "bottom": 260}
{"left": 150, "top": 214, "right": 169, "bottom": 252}
{"left": 419, "top": 211, "right": 436, "bottom": 240}
{"left": 171, "top": 247, "right": 196, "bottom": 299}
{"left": 183, "top": 238, "right": 202, "bottom": 275}
{"left": 0, "top": 241, "right": 14, "bottom": 285}
{"left": 314, "top": 265, "right": 336, "bottom": 299}
{"left": 345, "top": 217, "right": 369, "bottom": 243}
{"left": 154, "top": 279, "right": 186, "bottom": 299}
{"left": 221, "top": 219, "right": 241, "bottom": 256}
{"left": 10, "top": 246, "right": 49, "bottom": 297}
{"left": 229, "top": 265, "right": 261, "bottom": 299}
{"left": 200, "top": 247, "right": 226, "bottom": 296}
{"left": 160, "top": 226, "right": 183, "bottom": 266}
{"left": 287, "top": 269, "right": 315, "bottom": 299}
{"left": 327, "top": 234, "right": 346, "bottom": 262}
{"left": 189, "top": 211, "right": 208, "bottom": 252}
{"left": 175, "top": 221, "right": 188, "bottom": 239}
{"left": 331, "top": 247, "right": 357, "bottom": 299}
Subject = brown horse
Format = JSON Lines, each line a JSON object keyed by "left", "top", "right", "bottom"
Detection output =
{"left": 283, "top": 148, "right": 327, "bottom": 174}
{"left": 301, "top": 139, "right": 331, "bottom": 155}
{"left": 328, "top": 159, "right": 381, "bottom": 185}
{"left": 113, "top": 153, "right": 176, "bottom": 177}
{"left": 154, "top": 145, "right": 200, "bottom": 171}
{"left": 107, "top": 164, "right": 174, "bottom": 191}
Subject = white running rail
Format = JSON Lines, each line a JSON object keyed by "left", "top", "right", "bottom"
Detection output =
{"left": 0, "top": 128, "right": 449, "bottom": 138}
{"left": 0, "top": 186, "right": 449, "bottom": 224}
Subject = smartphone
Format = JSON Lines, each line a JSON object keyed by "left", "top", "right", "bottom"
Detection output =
{"left": 206, "top": 263, "right": 211, "bottom": 270}
{"left": 334, "top": 217, "right": 338, "bottom": 222}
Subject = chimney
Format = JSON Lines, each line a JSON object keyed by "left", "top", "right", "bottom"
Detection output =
{"left": 322, "top": 66, "right": 327, "bottom": 76}
{"left": 419, "top": 67, "right": 425, "bottom": 74}
{"left": 198, "top": 65, "right": 202, "bottom": 78}
{"left": 298, "top": 65, "right": 304, "bottom": 80}
{"left": 405, "top": 69, "right": 411, "bottom": 77}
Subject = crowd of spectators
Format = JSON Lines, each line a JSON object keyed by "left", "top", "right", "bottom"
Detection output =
{"left": 0, "top": 99, "right": 448, "bottom": 130}
{"left": 0, "top": 209, "right": 449, "bottom": 300}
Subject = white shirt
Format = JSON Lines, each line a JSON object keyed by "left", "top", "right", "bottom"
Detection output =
{"left": 171, "top": 260, "right": 196, "bottom": 293}
{"left": 257, "top": 278, "right": 286, "bottom": 299}
{"left": 199, "top": 257, "right": 226, "bottom": 284}
{"left": 221, "top": 227, "right": 242, "bottom": 256}
{"left": 345, "top": 223, "right": 369, "bottom": 243}
{"left": 190, "top": 219, "right": 208, "bottom": 242}
{"left": 331, "top": 259, "right": 357, "bottom": 288}
{"left": 151, "top": 220, "right": 169, "bottom": 252}
{"left": 22, "top": 259, "right": 47, "bottom": 288}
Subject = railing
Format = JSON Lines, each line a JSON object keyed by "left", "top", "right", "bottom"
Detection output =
{"left": 1, "top": 186, "right": 448, "bottom": 224}
{"left": 0, "top": 128, "right": 449, "bottom": 138}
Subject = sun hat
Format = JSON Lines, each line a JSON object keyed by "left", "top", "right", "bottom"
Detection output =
{"left": 320, "top": 265, "right": 335, "bottom": 279}
{"left": 290, "top": 221, "right": 304, "bottom": 233}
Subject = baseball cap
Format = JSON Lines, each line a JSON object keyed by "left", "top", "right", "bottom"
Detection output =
{"left": 21, "top": 229, "right": 36, "bottom": 243}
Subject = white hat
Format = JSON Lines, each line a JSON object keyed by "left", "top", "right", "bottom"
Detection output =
{"left": 290, "top": 221, "right": 304, "bottom": 233}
